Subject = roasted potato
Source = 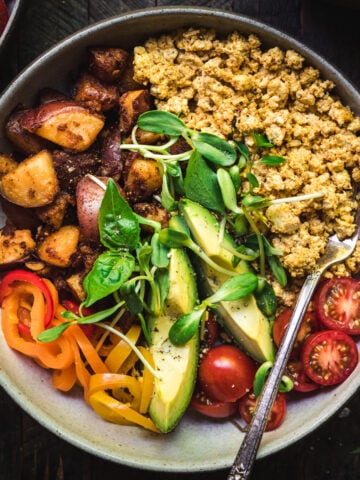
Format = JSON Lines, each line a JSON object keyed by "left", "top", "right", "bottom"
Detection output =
{"left": 133, "top": 202, "right": 170, "bottom": 231}
{"left": 99, "top": 125, "right": 123, "bottom": 179}
{"left": 37, "top": 225, "right": 80, "bottom": 268}
{"left": 72, "top": 72, "right": 119, "bottom": 112}
{"left": 0, "top": 227, "right": 36, "bottom": 266}
{"left": 19, "top": 100, "right": 105, "bottom": 152}
{"left": 0, "top": 149, "right": 59, "bottom": 208}
{"left": 123, "top": 154, "right": 162, "bottom": 202}
{"left": 35, "top": 191, "right": 74, "bottom": 229}
{"left": 0, "top": 153, "right": 17, "bottom": 178}
{"left": 119, "top": 89, "right": 152, "bottom": 134}
{"left": 88, "top": 47, "right": 129, "bottom": 84}
{"left": 5, "top": 106, "right": 51, "bottom": 155}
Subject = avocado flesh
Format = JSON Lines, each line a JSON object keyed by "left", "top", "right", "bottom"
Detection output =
{"left": 179, "top": 198, "right": 275, "bottom": 363}
{"left": 148, "top": 247, "right": 198, "bottom": 433}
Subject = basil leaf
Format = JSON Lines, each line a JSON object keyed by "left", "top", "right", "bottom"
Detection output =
{"left": 137, "top": 110, "right": 187, "bottom": 136}
{"left": 99, "top": 179, "right": 140, "bottom": 250}
{"left": 83, "top": 250, "right": 135, "bottom": 306}
{"left": 207, "top": 273, "right": 258, "bottom": 304}
{"left": 184, "top": 150, "right": 225, "bottom": 214}
{"left": 259, "top": 155, "right": 285, "bottom": 166}
{"left": 191, "top": 132, "right": 236, "bottom": 166}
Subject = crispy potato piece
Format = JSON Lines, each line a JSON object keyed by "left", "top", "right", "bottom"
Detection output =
{"left": 35, "top": 192, "right": 73, "bottom": 229}
{"left": 5, "top": 107, "right": 51, "bottom": 155}
{"left": 118, "top": 55, "right": 144, "bottom": 93}
{"left": 1, "top": 198, "right": 40, "bottom": 230}
{"left": 123, "top": 155, "right": 162, "bottom": 202}
{"left": 99, "top": 125, "right": 123, "bottom": 178}
{"left": 88, "top": 47, "right": 129, "bottom": 84}
{"left": 119, "top": 89, "right": 151, "bottom": 134}
{"left": 0, "top": 150, "right": 59, "bottom": 208}
{"left": 37, "top": 225, "right": 80, "bottom": 267}
{"left": 133, "top": 202, "right": 170, "bottom": 231}
{"left": 19, "top": 100, "right": 105, "bottom": 152}
{"left": 66, "top": 272, "right": 86, "bottom": 302}
{"left": 73, "top": 72, "right": 119, "bottom": 112}
{"left": 0, "top": 228, "right": 36, "bottom": 265}
{"left": 0, "top": 153, "right": 17, "bottom": 178}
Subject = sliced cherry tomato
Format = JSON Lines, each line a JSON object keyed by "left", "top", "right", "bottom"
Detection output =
{"left": 61, "top": 299, "right": 97, "bottom": 338}
{"left": 314, "top": 277, "right": 360, "bottom": 335}
{"left": 272, "top": 309, "right": 319, "bottom": 358}
{"left": 190, "top": 388, "right": 238, "bottom": 419}
{"left": 198, "top": 344, "right": 257, "bottom": 403}
{"left": 286, "top": 359, "right": 319, "bottom": 393}
{"left": 0, "top": 270, "right": 54, "bottom": 334}
{"left": 238, "top": 392, "right": 287, "bottom": 431}
{"left": 0, "top": 0, "right": 9, "bottom": 36}
{"left": 302, "top": 330, "right": 358, "bottom": 386}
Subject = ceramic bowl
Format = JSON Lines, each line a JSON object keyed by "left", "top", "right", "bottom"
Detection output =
{"left": 0, "top": 6, "right": 360, "bottom": 472}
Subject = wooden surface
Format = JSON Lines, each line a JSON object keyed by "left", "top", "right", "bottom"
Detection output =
{"left": 1, "top": 1, "right": 360, "bottom": 479}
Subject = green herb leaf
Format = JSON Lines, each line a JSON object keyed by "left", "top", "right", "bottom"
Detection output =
{"left": 78, "top": 302, "right": 125, "bottom": 324}
{"left": 254, "top": 280, "right": 277, "bottom": 317}
{"left": 191, "top": 132, "right": 237, "bottom": 166}
{"left": 119, "top": 281, "right": 144, "bottom": 314}
{"left": 207, "top": 273, "right": 258, "bottom": 304}
{"left": 161, "top": 173, "right": 178, "bottom": 211}
{"left": 234, "top": 141, "right": 250, "bottom": 161}
{"left": 268, "top": 255, "right": 287, "bottom": 287}
{"left": 246, "top": 172, "right": 259, "bottom": 189}
{"left": 217, "top": 168, "right": 242, "bottom": 214}
{"left": 242, "top": 195, "right": 266, "bottom": 207}
{"left": 37, "top": 322, "right": 72, "bottom": 342}
{"left": 259, "top": 155, "right": 285, "bottom": 166}
{"left": 154, "top": 268, "right": 170, "bottom": 310}
{"left": 169, "top": 307, "right": 205, "bottom": 346}
{"left": 137, "top": 110, "right": 187, "bottom": 136}
{"left": 99, "top": 179, "right": 140, "bottom": 250}
{"left": 158, "top": 228, "right": 189, "bottom": 249}
{"left": 252, "top": 133, "right": 273, "bottom": 148}
{"left": 83, "top": 250, "right": 135, "bottom": 306}
{"left": 184, "top": 150, "right": 225, "bottom": 214}
{"left": 151, "top": 232, "right": 170, "bottom": 268}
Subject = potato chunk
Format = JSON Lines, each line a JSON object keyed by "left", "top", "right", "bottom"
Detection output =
{"left": 0, "top": 153, "right": 17, "bottom": 178}
{"left": 0, "top": 228, "right": 36, "bottom": 265}
{"left": 20, "top": 100, "right": 105, "bottom": 151}
{"left": 119, "top": 89, "right": 152, "bottom": 134}
{"left": 73, "top": 72, "right": 119, "bottom": 112}
{"left": 0, "top": 150, "right": 59, "bottom": 207}
{"left": 37, "top": 225, "right": 80, "bottom": 267}
{"left": 88, "top": 47, "right": 129, "bottom": 83}
{"left": 124, "top": 155, "right": 162, "bottom": 202}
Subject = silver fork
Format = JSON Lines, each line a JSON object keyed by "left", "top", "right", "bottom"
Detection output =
{"left": 227, "top": 194, "right": 360, "bottom": 480}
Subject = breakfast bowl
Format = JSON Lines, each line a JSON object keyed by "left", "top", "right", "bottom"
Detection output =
{"left": 0, "top": 6, "right": 360, "bottom": 472}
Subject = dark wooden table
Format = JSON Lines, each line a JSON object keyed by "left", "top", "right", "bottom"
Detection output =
{"left": 1, "top": 1, "right": 360, "bottom": 479}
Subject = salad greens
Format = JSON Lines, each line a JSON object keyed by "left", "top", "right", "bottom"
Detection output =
{"left": 38, "top": 109, "right": 324, "bottom": 366}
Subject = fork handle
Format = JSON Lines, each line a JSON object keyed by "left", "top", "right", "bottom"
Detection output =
{"left": 227, "top": 270, "right": 322, "bottom": 480}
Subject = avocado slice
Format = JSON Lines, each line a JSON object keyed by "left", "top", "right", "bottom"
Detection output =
{"left": 148, "top": 244, "right": 199, "bottom": 433}
{"left": 179, "top": 198, "right": 275, "bottom": 363}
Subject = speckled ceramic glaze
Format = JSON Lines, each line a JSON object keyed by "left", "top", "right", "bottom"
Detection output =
{"left": 0, "top": 7, "right": 359, "bottom": 472}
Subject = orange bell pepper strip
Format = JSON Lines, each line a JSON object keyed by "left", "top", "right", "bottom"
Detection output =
{"left": 52, "top": 363, "right": 77, "bottom": 392}
{"left": 88, "top": 390, "right": 159, "bottom": 433}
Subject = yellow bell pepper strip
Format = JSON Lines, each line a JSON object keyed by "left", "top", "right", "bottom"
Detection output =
{"left": 89, "top": 372, "right": 142, "bottom": 408}
{"left": 138, "top": 346, "right": 155, "bottom": 414}
{"left": 88, "top": 390, "right": 160, "bottom": 433}
{"left": 104, "top": 324, "right": 141, "bottom": 372}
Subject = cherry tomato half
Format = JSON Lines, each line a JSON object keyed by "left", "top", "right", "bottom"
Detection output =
{"left": 238, "top": 392, "right": 287, "bottom": 431}
{"left": 190, "top": 388, "right": 238, "bottom": 419}
{"left": 286, "top": 359, "right": 319, "bottom": 393}
{"left": 314, "top": 277, "right": 360, "bottom": 335}
{"left": 302, "top": 330, "right": 358, "bottom": 386}
{"left": 198, "top": 344, "right": 257, "bottom": 403}
{"left": 272, "top": 309, "right": 319, "bottom": 358}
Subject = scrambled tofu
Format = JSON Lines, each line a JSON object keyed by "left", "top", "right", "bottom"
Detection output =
{"left": 133, "top": 28, "right": 360, "bottom": 298}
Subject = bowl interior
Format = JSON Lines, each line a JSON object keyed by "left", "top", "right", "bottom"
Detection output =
{"left": 0, "top": 7, "right": 360, "bottom": 472}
